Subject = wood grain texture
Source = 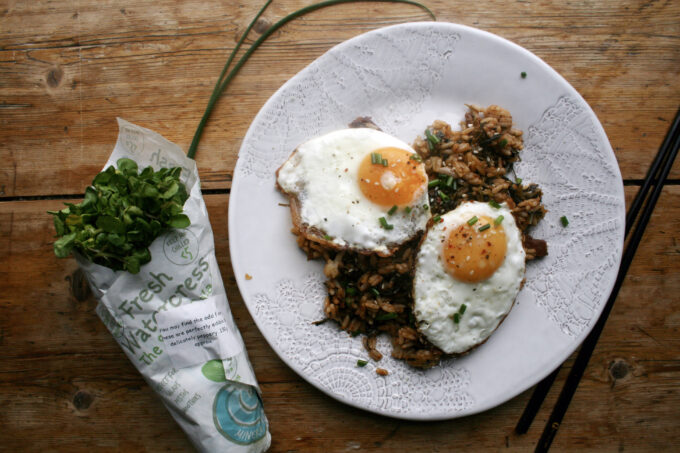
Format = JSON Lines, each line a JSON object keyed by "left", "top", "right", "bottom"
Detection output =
{"left": 1, "top": 187, "right": 679, "bottom": 451}
{"left": 0, "top": 0, "right": 679, "bottom": 197}
{"left": 1, "top": 1, "right": 679, "bottom": 451}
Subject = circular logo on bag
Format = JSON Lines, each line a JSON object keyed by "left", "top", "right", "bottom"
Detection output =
{"left": 222, "top": 356, "right": 239, "bottom": 380}
{"left": 163, "top": 229, "right": 199, "bottom": 265}
{"left": 120, "top": 125, "right": 144, "bottom": 154}
{"left": 213, "top": 383, "right": 268, "bottom": 445}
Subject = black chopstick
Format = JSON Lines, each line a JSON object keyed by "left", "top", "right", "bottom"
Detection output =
{"left": 515, "top": 366, "right": 560, "bottom": 434}
{"left": 515, "top": 107, "right": 680, "bottom": 436}
{"left": 535, "top": 108, "right": 680, "bottom": 452}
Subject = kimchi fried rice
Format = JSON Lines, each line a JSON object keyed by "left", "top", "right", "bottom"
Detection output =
{"left": 291, "top": 105, "right": 547, "bottom": 369}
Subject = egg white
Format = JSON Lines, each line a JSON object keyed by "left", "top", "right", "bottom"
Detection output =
{"left": 413, "top": 201, "right": 525, "bottom": 354}
{"left": 277, "top": 128, "right": 430, "bottom": 254}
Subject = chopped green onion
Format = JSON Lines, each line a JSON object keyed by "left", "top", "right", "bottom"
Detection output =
{"left": 346, "top": 286, "right": 357, "bottom": 295}
{"left": 382, "top": 158, "right": 388, "bottom": 167}
{"left": 410, "top": 154, "right": 422, "bottom": 162}
{"left": 428, "top": 179, "right": 440, "bottom": 188}
{"left": 426, "top": 138, "right": 433, "bottom": 152}
{"left": 445, "top": 175, "right": 454, "bottom": 187}
{"left": 478, "top": 223, "right": 491, "bottom": 232}
{"left": 387, "top": 205, "right": 398, "bottom": 216}
{"left": 376, "top": 312, "right": 398, "bottom": 321}
{"left": 379, "top": 217, "right": 394, "bottom": 230}
{"left": 425, "top": 129, "right": 440, "bottom": 145}
{"left": 499, "top": 138, "right": 508, "bottom": 147}
{"left": 467, "top": 216, "right": 478, "bottom": 226}
{"left": 423, "top": 204, "right": 429, "bottom": 210}
{"left": 371, "top": 152, "right": 382, "bottom": 165}
{"left": 357, "top": 359, "right": 368, "bottom": 367}
{"left": 516, "top": 177, "right": 523, "bottom": 185}
{"left": 489, "top": 200, "right": 501, "bottom": 209}
{"left": 323, "top": 234, "right": 332, "bottom": 240}
{"left": 453, "top": 313, "right": 460, "bottom": 323}
{"left": 494, "top": 215, "right": 504, "bottom": 225}
{"left": 404, "top": 206, "right": 412, "bottom": 214}
{"left": 521, "top": 71, "right": 527, "bottom": 79}
{"left": 560, "top": 215, "right": 569, "bottom": 227}
{"left": 439, "top": 191, "right": 449, "bottom": 201}
{"left": 370, "top": 287, "right": 380, "bottom": 297}
{"left": 452, "top": 179, "right": 458, "bottom": 190}
{"left": 433, "top": 215, "right": 442, "bottom": 223}
{"left": 459, "top": 304, "right": 467, "bottom": 314}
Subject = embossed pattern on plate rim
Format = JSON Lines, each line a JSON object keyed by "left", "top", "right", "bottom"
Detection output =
{"left": 228, "top": 22, "right": 625, "bottom": 420}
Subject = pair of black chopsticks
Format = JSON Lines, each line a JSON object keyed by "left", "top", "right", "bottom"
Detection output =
{"left": 515, "top": 106, "right": 680, "bottom": 452}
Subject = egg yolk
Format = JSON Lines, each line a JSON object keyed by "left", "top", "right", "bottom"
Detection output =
{"left": 357, "top": 147, "right": 427, "bottom": 207}
{"left": 441, "top": 215, "right": 507, "bottom": 283}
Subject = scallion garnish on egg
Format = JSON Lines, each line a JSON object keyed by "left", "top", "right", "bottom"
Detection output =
{"left": 387, "top": 205, "right": 398, "bottom": 216}
{"left": 439, "top": 191, "right": 449, "bottom": 201}
{"left": 478, "top": 223, "right": 491, "bottom": 232}
{"left": 357, "top": 360, "right": 368, "bottom": 367}
{"left": 459, "top": 304, "right": 467, "bottom": 314}
{"left": 371, "top": 152, "right": 382, "bottom": 165}
{"left": 433, "top": 215, "right": 442, "bottom": 223}
{"left": 379, "top": 216, "right": 394, "bottom": 230}
{"left": 428, "top": 179, "right": 440, "bottom": 188}
{"left": 489, "top": 200, "right": 501, "bottom": 209}
{"left": 410, "top": 154, "right": 422, "bottom": 162}
{"left": 494, "top": 215, "right": 504, "bottom": 225}
{"left": 452, "top": 313, "right": 460, "bottom": 324}
{"left": 467, "top": 216, "right": 478, "bottom": 226}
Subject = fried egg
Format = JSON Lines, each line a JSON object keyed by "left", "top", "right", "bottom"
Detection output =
{"left": 413, "top": 201, "right": 525, "bottom": 354}
{"left": 276, "top": 128, "right": 430, "bottom": 255}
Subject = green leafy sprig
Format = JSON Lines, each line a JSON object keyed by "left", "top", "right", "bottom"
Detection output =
{"left": 48, "top": 158, "right": 190, "bottom": 274}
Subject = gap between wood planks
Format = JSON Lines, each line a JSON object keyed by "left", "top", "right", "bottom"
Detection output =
{"left": 2, "top": 180, "right": 680, "bottom": 203}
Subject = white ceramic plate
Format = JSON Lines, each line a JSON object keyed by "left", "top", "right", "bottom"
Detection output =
{"left": 229, "top": 22, "right": 625, "bottom": 420}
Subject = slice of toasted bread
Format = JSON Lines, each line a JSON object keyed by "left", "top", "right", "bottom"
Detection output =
{"left": 275, "top": 118, "right": 405, "bottom": 257}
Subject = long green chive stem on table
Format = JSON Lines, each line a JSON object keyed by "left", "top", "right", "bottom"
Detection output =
{"left": 187, "top": 0, "right": 436, "bottom": 159}
{"left": 187, "top": 0, "right": 272, "bottom": 159}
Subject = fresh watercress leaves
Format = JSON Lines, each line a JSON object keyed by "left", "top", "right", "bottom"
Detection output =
{"left": 48, "top": 158, "right": 190, "bottom": 274}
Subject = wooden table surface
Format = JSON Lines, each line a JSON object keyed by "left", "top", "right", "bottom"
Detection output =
{"left": 1, "top": 1, "right": 679, "bottom": 451}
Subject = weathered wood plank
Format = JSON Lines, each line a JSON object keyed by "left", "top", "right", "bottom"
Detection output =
{"left": 1, "top": 0, "right": 678, "bottom": 198}
{"left": 1, "top": 186, "right": 679, "bottom": 450}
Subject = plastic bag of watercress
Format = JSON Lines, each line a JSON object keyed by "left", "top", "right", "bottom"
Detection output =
{"left": 64, "top": 119, "right": 270, "bottom": 452}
